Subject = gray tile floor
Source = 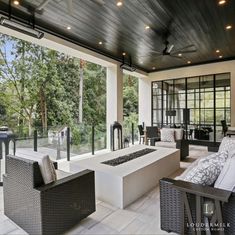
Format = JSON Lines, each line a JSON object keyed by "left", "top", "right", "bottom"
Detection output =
{"left": 0, "top": 146, "right": 208, "bottom": 235}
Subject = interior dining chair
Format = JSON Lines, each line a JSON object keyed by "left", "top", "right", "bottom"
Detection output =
{"left": 138, "top": 125, "right": 145, "bottom": 144}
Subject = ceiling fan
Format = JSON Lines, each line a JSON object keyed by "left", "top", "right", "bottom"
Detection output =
{"left": 148, "top": 41, "right": 197, "bottom": 60}
{"left": 142, "top": 19, "right": 197, "bottom": 60}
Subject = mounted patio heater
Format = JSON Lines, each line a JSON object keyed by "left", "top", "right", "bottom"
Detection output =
{"left": 120, "top": 56, "right": 136, "bottom": 72}
{"left": 0, "top": 17, "right": 44, "bottom": 39}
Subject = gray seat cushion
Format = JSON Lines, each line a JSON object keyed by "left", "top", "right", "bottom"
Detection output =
{"left": 56, "top": 169, "right": 72, "bottom": 180}
{"left": 155, "top": 141, "right": 176, "bottom": 148}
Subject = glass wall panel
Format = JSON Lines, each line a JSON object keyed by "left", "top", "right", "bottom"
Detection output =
{"left": 152, "top": 73, "right": 231, "bottom": 143}
{"left": 215, "top": 73, "right": 230, "bottom": 141}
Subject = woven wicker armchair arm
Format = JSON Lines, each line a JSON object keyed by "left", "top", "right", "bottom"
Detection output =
{"left": 171, "top": 179, "right": 231, "bottom": 202}
{"left": 36, "top": 169, "right": 93, "bottom": 192}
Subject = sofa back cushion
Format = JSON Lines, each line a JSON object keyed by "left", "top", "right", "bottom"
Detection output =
{"left": 183, "top": 151, "right": 228, "bottom": 186}
{"left": 16, "top": 150, "right": 57, "bottom": 185}
{"left": 199, "top": 151, "right": 228, "bottom": 166}
{"left": 214, "top": 150, "right": 235, "bottom": 191}
{"left": 160, "top": 128, "right": 175, "bottom": 142}
{"left": 218, "top": 137, "right": 235, "bottom": 153}
{"left": 183, "top": 162, "right": 220, "bottom": 186}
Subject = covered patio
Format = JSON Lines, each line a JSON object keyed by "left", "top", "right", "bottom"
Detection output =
{"left": 1, "top": 0, "right": 235, "bottom": 234}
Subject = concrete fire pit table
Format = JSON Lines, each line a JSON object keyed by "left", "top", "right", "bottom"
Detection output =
{"left": 73, "top": 145, "right": 180, "bottom": 208}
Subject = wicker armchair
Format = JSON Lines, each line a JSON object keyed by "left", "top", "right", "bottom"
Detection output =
{"left": 160, "top": 178, "right": 235, "bottom": 235}
{"left": 3, "top": 154, "right": 96, "bottom": 235}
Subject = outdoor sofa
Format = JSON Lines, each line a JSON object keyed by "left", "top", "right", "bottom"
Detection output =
{"left": 160, "top": 137, "right": 235, "bottom": 234}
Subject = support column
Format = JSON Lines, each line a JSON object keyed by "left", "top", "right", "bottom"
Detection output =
{"left": 231, "top": 71, "right": 235, "bottom": 126}
{"left": 106, "top": 65, "right": 123, "bottom": 150}
{"left": 138, "top": 77, "right": 152, "bottom": 126}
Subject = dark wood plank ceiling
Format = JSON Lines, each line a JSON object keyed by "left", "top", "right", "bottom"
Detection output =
{"left": 0, "top": 0, "right": 235, "bottom": 72}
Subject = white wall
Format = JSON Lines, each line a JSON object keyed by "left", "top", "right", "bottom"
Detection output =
{"left": 106, "top": 65, "right": 123, "bottom": 149}
{"left": 139, "top": 60, "right": 235, "bottom": 126}
{"left": 138, "top": 78, "right": 152, "bottom": 126}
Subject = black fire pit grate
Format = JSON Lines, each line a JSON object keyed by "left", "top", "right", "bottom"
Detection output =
{"left": 101, "top": 148, "right": 157, "bottom": 166}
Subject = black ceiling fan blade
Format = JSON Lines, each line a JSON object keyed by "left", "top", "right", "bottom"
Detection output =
{"left": 172, "top": 49, "right": 197, "bottom": 55}
{"left": 149, "top": 51, "right": 162, "bottom": 54}
{"left": 154, "top": 54, "right": 164, "bottom": 58}
{"left": 173, "top": 44, "right": 196, "bottom": 53}
{"left": 169, "top": 55, "right": 185, "bottom": 60}
{"left": 139, "top": 51, "right": 162, "bottom": 57}
{"left": 148, "top": 50, "right": 162, "bottom": 54}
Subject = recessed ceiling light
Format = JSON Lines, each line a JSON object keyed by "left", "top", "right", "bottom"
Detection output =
{"left": 219, "top": 55, "right": 223, "bottom": 58}
{"left": 216, "top": 49, "right": 220, "bottom": 53}
{"left": 178, "top": 53, "right": 182, "bottom": 57}
{"left": 122, "top": 52, "right": 126, "bottom": 56}
{"left": 218, "top": 0, "right": 226, "bottom": 5}
{"left": 152, "top": 67, "right": 156, "bottom": 70}
{"left": 226, "top": 25, "right": 232, "bottom": 30}
{"left": 13, "top": 0, "right": 20, "bottom": 5}
{"left": 145, "top": 25, "right": 150, "bottom": 30}
{"left": 117, "top": 1, "right": 123, "bottom": 6}
{"left": 98, "top": 41, "right": 103, "bottom": 45}
{"left": 187, "top": 61, "right": 191, "bottom": 64}
{"left": 66, "top": 26, "right": 71, "bottom": 30}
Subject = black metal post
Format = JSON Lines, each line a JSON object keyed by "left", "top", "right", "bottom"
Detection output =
{"left": 92, "top": 125, "right": 95, "bottom": 155}
{"left": 132, "top": 123, "right": 134, "bottom": 145}
{"left": 0, "top": 142, "right": 2, "bottom": 160}
{"left": 67, "top": 127, "right": 70, "bottom": 161}
{"left": 33, "top": 130, "right": 37, "bottom": 152}
{"left": 13, "top": 140, "right": 16, "bottom": 155}
{"left": 0, "top": 142, "right": 2, "bottom": 186}
{"left": 56, "top": 134, "right": 61, "bottom": 160}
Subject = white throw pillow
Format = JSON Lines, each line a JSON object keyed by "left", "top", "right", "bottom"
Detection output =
{"left": 174, "top": 128, "right": 184, "bottom": 140}
{"left": 218, "top": 137, "right": 235, "bottom": 153}
{"left": 184, "top": 161, "right": 223, "bottom": 186}
{"left": 160, "top": 128, "right": 175, "bottom": 142}
{"left": 214, "top": 157, "right": 235, "bottom": 191}
{"left": 16, "top": 150, "right": 57, "bottom": 184}
{"left": 199, "top": 151, "right": 228, "bottom": 167}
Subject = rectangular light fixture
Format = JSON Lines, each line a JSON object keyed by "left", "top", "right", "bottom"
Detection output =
{"left": 120, "top": 63, "right": 136, "bottom": 72}
{"left": 0, "top": 17, "right": 44, "bottom": 39}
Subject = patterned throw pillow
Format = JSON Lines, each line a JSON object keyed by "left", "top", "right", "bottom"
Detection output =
{"left": 160, "top": 128, "right": 175, "bottom": 142}
{"left": 228, "top": 147, "right": 235, "bottom": 158}
{"left": 219, "top": 137, "right": 235, "bottom": 153}
{"left": 199, "top": 151, "right": 228, "bottom": 167}
{"left": 184, "top": 162, "right": 222, "bottom": 186}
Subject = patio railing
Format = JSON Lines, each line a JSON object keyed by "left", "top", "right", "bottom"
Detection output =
{"left": 12, "top": 122, "right": 137, "bottom": 161}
